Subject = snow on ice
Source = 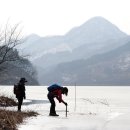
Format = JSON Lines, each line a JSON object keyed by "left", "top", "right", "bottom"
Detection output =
{"left": 1, "top": 85, "right": 130, "bottom": 130}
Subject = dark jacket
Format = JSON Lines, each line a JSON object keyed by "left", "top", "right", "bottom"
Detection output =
{"left": 16, "top": 82, "right": 26, "bottom": 98}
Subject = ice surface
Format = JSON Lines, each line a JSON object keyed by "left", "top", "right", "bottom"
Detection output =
{"left": 0, "top": 86, "right": 130, "bottom": 130}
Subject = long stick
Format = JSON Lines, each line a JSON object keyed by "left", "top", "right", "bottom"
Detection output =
{"left": 74, "top": 83, "right": 77, "bottom": 111}
{"left": 66, "top": 105, "right": 67, "bottom": 117}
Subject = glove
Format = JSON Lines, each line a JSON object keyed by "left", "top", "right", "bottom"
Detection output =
{"left": 64, "top": 102, "right": 68, "bottom": 106}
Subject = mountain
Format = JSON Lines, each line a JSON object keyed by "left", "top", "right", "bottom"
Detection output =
{"left": 65, "top": 16, "right": 127, "bottom": 48}
{"left": 18, "top": 16, "right": 130, "bottom": 85}
{"left": 40, "top": 42, "right": 130, "bottom": 85}
{"left": 19, "top": 16, "right": 128, "bottom": 64}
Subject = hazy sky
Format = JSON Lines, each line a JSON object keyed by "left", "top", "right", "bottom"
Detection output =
{"left": 0, "top": 0, "right": 130, "bottom": 36}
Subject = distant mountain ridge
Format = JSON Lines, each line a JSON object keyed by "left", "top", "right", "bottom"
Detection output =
{"left": 18, "top": 16, "right": 130, "bottom": 85}
{"left": 65, "top": 16, "right": 126, "bottom": 48}
{"left": 19, "top": 16, "right": 128, "bottom": 62}
{"left": 40, "top": 42, "right": 130, "bottom": 85}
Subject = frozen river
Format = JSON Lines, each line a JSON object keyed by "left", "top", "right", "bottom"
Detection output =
{"left": 0, "top": 86, "right": 130, "bottom": 130}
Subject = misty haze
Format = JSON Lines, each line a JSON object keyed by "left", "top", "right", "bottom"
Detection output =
{"left": 16, "top": 16, "right": 130, "bottom": 86}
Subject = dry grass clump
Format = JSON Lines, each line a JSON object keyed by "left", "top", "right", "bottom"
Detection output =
{"left": 0, "top": 96, "right": 17, "bottom": 107}
{"left": 0, "top": 109, "right": 38, "bottom": 130}
{"left": 0, "top": 95, "right": 38, "bottom": 130}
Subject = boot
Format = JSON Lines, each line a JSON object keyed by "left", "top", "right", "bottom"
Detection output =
{"left": 49, "top": 113, "right": 59, "bottom": 116}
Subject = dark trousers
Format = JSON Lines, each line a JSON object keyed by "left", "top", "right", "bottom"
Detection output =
{"left": 47, "top": 93, "right": 56, "bottom": 114}
{"left": 17, "top": 97, "right": 23, "bottom": 111}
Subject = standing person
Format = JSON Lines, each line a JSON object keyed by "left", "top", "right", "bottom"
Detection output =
{"left": 47, "top": 84, "right": 68, "bottom": 116}
{"left": 14, "top": 77, "right": 27, "bottom": 111}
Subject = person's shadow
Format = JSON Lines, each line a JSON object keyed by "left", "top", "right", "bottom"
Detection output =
{"left": 23, "top": 99, "right": 49, "bottom": 105}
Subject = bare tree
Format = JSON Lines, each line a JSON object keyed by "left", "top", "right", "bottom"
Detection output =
{"left": 0, "top": 23, "right": 39, "bottom": 85}
{"left": 0, "top": 23, "right": 23, "bottom": 65}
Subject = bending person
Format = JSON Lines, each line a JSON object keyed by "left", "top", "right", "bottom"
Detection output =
{"left": 47, "top": 84, "right": 68, "bottom": 116}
